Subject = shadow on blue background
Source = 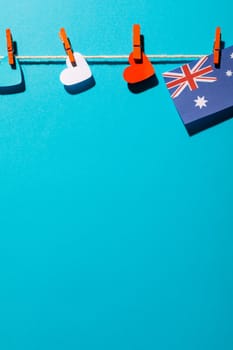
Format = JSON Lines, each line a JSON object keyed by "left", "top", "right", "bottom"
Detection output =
{"left": 64, "top": 75, "right": 95, "bottom": 94}
{"left": 127, "top": 73, "right": 158, "bottom": 93}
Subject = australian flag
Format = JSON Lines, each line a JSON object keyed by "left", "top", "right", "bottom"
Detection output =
{"left": 163, "top": 46, "right": 233, "bottom": 134}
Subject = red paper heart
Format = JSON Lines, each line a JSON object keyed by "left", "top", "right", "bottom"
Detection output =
{"left": 123, "top": 52, "right": 155, "bottom": 84}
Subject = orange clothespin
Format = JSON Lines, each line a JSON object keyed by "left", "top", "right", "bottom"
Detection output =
{"left": 6, "top": 29, "right": 15, "bottom": 66}
{"left": 133, "top": 24, "right": 142, "bottom": 61}
{"left": 213, "top": 26, "right": 221, "bottom": 66}
{"left": 59, "top": 28, "right": 76, "bottom": 66}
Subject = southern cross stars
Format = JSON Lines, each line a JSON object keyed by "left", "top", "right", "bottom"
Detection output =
{"left": 230, "top": 52, "right": 233, "bottom": 59}
{"left": 194, "top": 96, "right": 208, "bottom": 109}
{"left": 226, "top": 70, "right": 233, "bottom": 77}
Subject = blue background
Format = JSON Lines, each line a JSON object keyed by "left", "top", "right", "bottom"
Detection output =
{"left": 0, "top": 1, "right": 233, "bottom": 349}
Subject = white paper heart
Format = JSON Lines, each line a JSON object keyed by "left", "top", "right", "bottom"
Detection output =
{"left": 60, "top": 52, "right": 92, "bottom": 86}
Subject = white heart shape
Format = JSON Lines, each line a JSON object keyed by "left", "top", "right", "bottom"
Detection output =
{"left": 60, "top": 52, "right": 92, "bottom": 86}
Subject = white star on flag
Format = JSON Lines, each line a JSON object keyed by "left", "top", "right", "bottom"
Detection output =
{"left": 226, "top": 70, "right": 233, "bottom": 77}
{"left": 163, "top": 45, "right": 233, "bottom": 134}
{"left": 194, "top": 96, "right": 208, "bottom": 109}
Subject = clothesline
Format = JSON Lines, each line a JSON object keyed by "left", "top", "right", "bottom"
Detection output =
{"left": 0, "top": 54, "right": 206, "bottom": 62}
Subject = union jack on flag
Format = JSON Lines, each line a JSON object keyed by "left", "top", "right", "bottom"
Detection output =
{"left": 163, "top": 45, "right": 233, "bottom": 134}
{"left": 163, "top": 56, "right": 217, "bottom": 98}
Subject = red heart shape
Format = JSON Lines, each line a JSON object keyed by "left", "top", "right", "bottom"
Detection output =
{"left": 123, "top": 52, "right": 155, "bottom": 84}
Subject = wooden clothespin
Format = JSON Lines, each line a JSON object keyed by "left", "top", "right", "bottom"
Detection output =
{"left": 6, "top": 28, "right": 15, "bottom": 66}
{"left": 213, "top": 26, "right": 221, "bottom": 66}
{"left": 133, "top": 24, "right": 142, "bottom": 61}
{"left": 59, "top": 28, "right": 76, "bottom": 66}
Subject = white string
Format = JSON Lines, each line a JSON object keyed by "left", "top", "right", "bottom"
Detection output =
{"left": 0, "top": 54, "right": 205, "bottom": 61}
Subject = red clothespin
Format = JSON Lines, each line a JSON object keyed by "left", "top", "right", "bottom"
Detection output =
{"left": 59, "top": 28, "right": 76, "bottom": 66}
{"left": 6, "top": 28, "right": 15, "bottom": 66}
{"left": 213, "top": 26, "right": 221, "bottom": 66}
{"left": 133, "top": 24, "right": 142, "bottom": 61}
